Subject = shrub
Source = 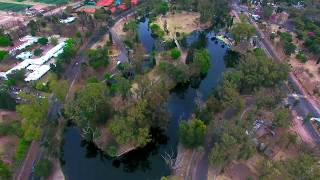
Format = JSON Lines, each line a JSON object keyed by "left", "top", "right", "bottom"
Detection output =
{"left": 296, "top": 52, "right": 308, "bottom": 63}
{"left": 34, "top": 48, "right": 43, "bottom": 56}
{"left": 50, "top": 37, "right": 58, "bottom": 45}
{"left": 179, "top": 118, "right": 206, "bottom": 148}
{"left": 170, "top": 48, "right": 181, "bottom": 59}
{"left": 14, "top": 138, "right": 30, "bottom": 163}
{"left": 0, "top": 160, "right": 11, "bottom": 180}
{"left": 150, "top": 23, "right": 165, "bottom": 38}
{"left": 283, "top": 41, "right": 296, "bottom": 55}
{"left": 0, "top": 35, "right": 11, "bottom": 47}
{"left": 0, "top": 50, "right": 8, "bottom": 61}
{"left": 37, "top": 37, "right": 48, "bottom": 45}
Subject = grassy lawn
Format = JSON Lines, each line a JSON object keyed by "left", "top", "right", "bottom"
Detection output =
{"left": 32, "top": 0, "right": 69, "bottom": 5}
{"left": 0, "top": 2, "right": 31, "bottom": 12}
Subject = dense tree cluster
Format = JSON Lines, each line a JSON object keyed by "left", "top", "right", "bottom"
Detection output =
{"left": 16, "top": 93, "right": 49, "bottom": 141}
{"left": 87, "top": 46, "right": 109, "bottom": 69}
{"left": 179, "top": 118, "right": 206, "bottom": 148}
{"left": 259, "top": 153, "right": 320, "bottom": 179}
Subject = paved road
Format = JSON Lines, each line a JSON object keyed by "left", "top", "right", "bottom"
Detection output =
{"left": 13, "top": 4, "right": 147, "bottom": 179}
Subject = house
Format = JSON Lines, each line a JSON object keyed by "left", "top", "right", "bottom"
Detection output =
{"left": 97, "top": 0, "right": 114, "bottom": 7}
{"left": 0, "top": 39, "right": 66, "bottom": 82}
{"left": 9, "top": 35, "right": 39, "bottom": 55}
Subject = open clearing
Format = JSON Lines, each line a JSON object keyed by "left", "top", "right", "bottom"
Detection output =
{"left": 0, "top": 2, "right": 31, "bottom": 12}
{"left": 155, "top": 11, "right": 208, "bottom": 39}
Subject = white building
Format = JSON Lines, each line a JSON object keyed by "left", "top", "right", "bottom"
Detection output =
{"left": 9, "top": 35, "right": 39, "bottom": 55}
{"left": 0, "top": 40, "right": 66, "bottom": 82}
{"left": 59, "top": 17, "right": 76, "bottom": 24}
{"left": 16, "top": 51, "right": 33, "bottom": 60}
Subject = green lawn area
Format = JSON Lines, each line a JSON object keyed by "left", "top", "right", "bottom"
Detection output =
{"left": 33, "top": 0, "right": 69, "bottom": 5}
{"left": 0, "top": 2, "right": 31, "bottom": 12}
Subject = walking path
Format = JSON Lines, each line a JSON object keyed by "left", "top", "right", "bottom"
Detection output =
{"left": 14, "top": 141, "right": 40, "bottom": 180}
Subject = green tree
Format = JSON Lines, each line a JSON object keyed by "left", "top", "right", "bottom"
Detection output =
{"left": 0, "top": 86, "right": 16, "bottom": 110}
{"left": 34, "top": 48, "right": 43, "bottom": 56}
{"left": 0, "top": 35, "right": 11, "bottom": 47}
{"left": 48, "top": 74, "right": 69, "bottom": 101}
{"left": 0, "top": 50, "right": 8, "bottom": 61}
{"left": 179, "top": 118, "right": 206, "bottom": 148}
{"left": 58, "top": 38, "right": 76, "bottom": 64}
{"left": 6, "top": 69, "right": 25, "bottom": 86}
{"left": 273, "top": 108, "right": 290, "bottom": 128}
{"left": 224, "top": 49, "right": 241, "bottom": 68}
{"left": 111, "top": 75, "right": 131, "bottom": 98}
{"left": 0, "top": 160, "right": 11, "bottom": 180}
{"left": 209, "top": 144, "right": 225, "bottom": 166}
{"left": 170, "top": 48, "right": 181, "bottom": 59}
{"left": 286, "top": 154, "right": 320, "bottom": 179}
{"left": 87, "top": 47, "right": 109, "bottom": 69}
{"left": 66, "top": 83, "right": 111, "bottom": 128}
{"left": 190, "top": 49, "right": 211, "bottom": 76}
{"left": 37, "top": 37, "right": 48, "bottom": 45}
{"left": 283, "top": 41, "right": 296, "bottom": 55}
{"left": 16, "top": 94, "right": 49, "bottom": 141}
{"left": 238, "top": 51, "right": 289, "bottom": 91}
{"left": 231, "top": 22, "right": 256, "bottom": 43}
{"left": 159, "top": 61, "right": 190, "bottom": 85}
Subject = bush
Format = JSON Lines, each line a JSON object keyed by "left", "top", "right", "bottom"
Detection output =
{"left": 105, "top": 145, "right": 118, "bottom": 157}
{"left": 280, "top": 32, "right": 292, "bottom": 43}
{"left": 14, "top": 138, "right": 30, "bottom": 163}
{"left": 0, "top": 35, "right": 11, "bottom": 47}
{"left": 34, "top": 159, "right": 53, "bottom": 178}
{"left": 296, "top": 52, "right": 308, "bottom": 63}
{"left": 50, "top": 37, "right": 58, "bottom": 46}
{"left": 33, "top": 48, "right": 43, "bottom": 56}
{"left": 0, "top": 88, "right": 16, "bottom": 110}
{"left": 283, "top": 41, "right": 296, "bottom": 55}
{"left": 0, "top": 160, "right": 11, "bottom": 180}
{"left": 0, "top": 50, "right": 8, "bottom": 61}
{"left": 0, "top": 122, "right": 20, "bottom": 136}
{"left": 170, "top": 48, "right": 181, "bottom": 59}
{"left": 37, "top": 37, "right": 48, "bottom": 45}
{"left": 150, "top": 23, "right": 165, "bottom": 38}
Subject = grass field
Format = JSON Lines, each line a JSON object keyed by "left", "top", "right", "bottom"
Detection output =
{"left": 33, "top": 0, "right": 69, "bottom": 5}
{"left": 0, "top": 2, "right": 31, "bottom": 12}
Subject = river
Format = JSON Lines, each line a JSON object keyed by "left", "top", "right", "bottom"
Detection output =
{"left": 62, "top": 19, "right": 227, "bottom": 180}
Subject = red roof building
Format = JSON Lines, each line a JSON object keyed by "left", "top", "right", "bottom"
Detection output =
{"left": 118, "top": 4, "right": 127, "bottom": 10}
{"left": 131, "top": 0, "right": 138, "bottom": 5}
{"left": 81, "top": 8, "right": 96, "bottom": 13}
{"left": 110, "top": 7, "right": 117, "bottom": 13}
{"left": 97, "top": 0, "right": 114, "bottom": 7}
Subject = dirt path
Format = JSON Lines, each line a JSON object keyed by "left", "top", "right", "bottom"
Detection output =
{"left": 290, "top": 110, "right": 316, "bottom": 146}
{"left": 14, "top": 141, "right": 40, "bottom": 180}
{"left": 48, "top": 159, "right": 65, "bottom": 180}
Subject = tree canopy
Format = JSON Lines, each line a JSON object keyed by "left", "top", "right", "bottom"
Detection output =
{"left": 179, "top": 118, "right": 206, "bottom": 148}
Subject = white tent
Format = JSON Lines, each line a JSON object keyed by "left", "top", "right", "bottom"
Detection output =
{"left": 59, "top": 17, "right": 76, "bottom": 24}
